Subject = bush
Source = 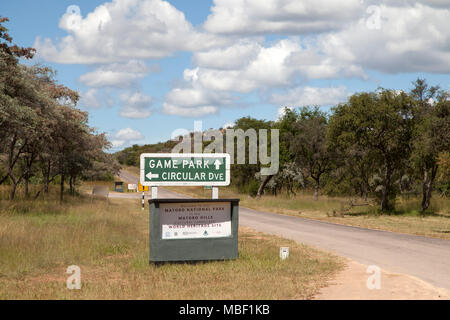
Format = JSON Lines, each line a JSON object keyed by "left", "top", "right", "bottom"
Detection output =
{"left": 437, "top": 181, "right": 450, "bottom": 197}
{"left": 247, "top": 179, "right": 260, "bottom": 197}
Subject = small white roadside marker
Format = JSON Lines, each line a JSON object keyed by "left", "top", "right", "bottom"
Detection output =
{"left": 280, "top": 247, "right": 289, "bottom": 260}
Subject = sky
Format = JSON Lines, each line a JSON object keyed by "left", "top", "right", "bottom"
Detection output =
{"left": 1, "top": 0, "right": 449, "bottom": 151}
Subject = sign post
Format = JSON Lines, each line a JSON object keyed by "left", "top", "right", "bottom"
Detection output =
{"left": 151, "top": 186, "right": 158, "bottom": 199}
{"left": 140, "top": 153, "right": 238, "bottom": 262}
{"left": 138, "top": 182, "right": 149, "bottom": 210}
{"left": 138, "top": 182, "right": 149, "bottom": 192}
{"left": 212, "top": 187, "right": 219, "bottom": 199}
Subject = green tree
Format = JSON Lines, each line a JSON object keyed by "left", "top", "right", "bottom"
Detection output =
{"left": 410, "top": 79, "right": 450, "bottom": 212}
{"left": 1, "top": 17, "right": 116, "bottom": 201}
{"left": 288, "top": 107, "right": 333, "bottom": 200}
{"left": 252, "top": 108, "right": 295, "bottom": 197}
{"left": 328, "top": 90, "right": 414, "bottom": 211}
{"left": 0, "top": 17, "right": 37, "bottom": 198}
{"left": 227, "top": 117, "right": 272, "bottom": 195}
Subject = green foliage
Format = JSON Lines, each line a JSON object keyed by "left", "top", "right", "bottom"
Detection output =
{"left": 288, "top": 106, "right": 333, "bottom": 199}
{"left": 115, "top": 141, "right": 178, "bottom": 166}
{"left": 327, "top": 89, "right": 415, "bottom": 211}
{"left": 0, "top": 17, "right": 118, "bottom": 200}
{"left": 228, "top": 117, "right": 272, "bottom": 191}
{"left": 409, "top": 79, "right": 450, "bottom": 211}
{"left": 115, "top": 81, "right": 447, "bottom": 215}
{"left": 246, "top": 179, "right": 260, "bottom": 197}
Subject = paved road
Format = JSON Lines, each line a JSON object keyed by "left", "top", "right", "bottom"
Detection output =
{"left": 117, "top": 170, "right": 450, "bottom": 291}
{"left": 117, "top": 170, "right": 140, "bottom": 185}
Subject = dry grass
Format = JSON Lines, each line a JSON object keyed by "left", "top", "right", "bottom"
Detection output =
{"left": 79, "top": 180, "right": 116, "bottom": 192}
{"left": 0, "top": 188, "right": 342, "bottom": 299}
{"left": 165, "top": 186, "right": 450, "bottom": 240}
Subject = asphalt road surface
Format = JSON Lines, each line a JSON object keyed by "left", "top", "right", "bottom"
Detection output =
{"left": 116, "top": 170, "right": 450, "bottom": 291}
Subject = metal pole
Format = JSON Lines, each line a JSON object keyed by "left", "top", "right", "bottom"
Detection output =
{"left": 151, "top": 187, "right": 158, "bottom": 199}
{"left": 212, "top": 187, "right": 218, "bottom": 199}
{"left": 141, "top": 191, "right": 145, "bottom": 210}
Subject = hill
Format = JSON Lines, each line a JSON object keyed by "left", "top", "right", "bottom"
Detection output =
{"left": 115, "top": 140, "right": 178, "bottom": 166}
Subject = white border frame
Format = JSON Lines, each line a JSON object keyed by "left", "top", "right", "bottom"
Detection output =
{"left": 140, "top": 153, "right": 231, "bottom": 187}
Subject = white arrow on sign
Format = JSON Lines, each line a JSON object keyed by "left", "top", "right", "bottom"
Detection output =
{"left": 146, "top": 172, "right": 159, "bottom": 180}
{"left": 214, "top": 159, "right": 221, "bottom": 170}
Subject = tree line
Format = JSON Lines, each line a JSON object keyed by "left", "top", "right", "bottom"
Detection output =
{"left": 231, "top": 83, "right": 449, "bottom": 213}
{"left": 118, "top": 81, "right": 449, "bottom": 213}
{"left": 0, "top": 17, "right": 119, "bottom": 201}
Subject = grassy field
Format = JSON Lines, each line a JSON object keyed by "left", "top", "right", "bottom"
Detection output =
{"left": 165, "top": 186, "right": 450, "bottom": 240}
{"left": 0, "top": 188, "right": 343, "bottom": 299}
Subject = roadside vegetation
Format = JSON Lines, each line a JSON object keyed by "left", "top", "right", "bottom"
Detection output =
{"left": 0, "top": 186, "right": 342, "bottom": 299}
{"left": 119, "top": 87, "right": 449, "bottom": 216}
{"left": 0, "top": 17, "right": 119, "bottom": 202}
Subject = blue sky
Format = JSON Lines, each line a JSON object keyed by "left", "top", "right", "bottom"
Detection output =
{"left": 1, "top": 0, "right": 449, "bottom": 150}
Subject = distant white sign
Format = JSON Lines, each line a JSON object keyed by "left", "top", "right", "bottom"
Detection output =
{"left": 160, "top": 202, "right": 231, "bottom": 239}
{"left": 128, "top": 184, "right": 137, "bottom": 191}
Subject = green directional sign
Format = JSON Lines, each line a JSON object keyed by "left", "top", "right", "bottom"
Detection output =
{"left": 140, "top": 153, "right": 230, "bottom": 186}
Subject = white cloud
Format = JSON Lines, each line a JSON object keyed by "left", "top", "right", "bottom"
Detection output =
{"left": 285, "top": 44, "right": 368, "bottom": 80}
{"left": 162, "top": 84, "right": 234, "bottom": 117}
{"left": 192, "top": 38, "right": 303, "bottom": 93}
{"left": 193, "top": 40, "right": 261, "bottom": 70}
{"left": 111, "top": 128, "right": 144, "bottom": 148}
{"left": 119, "top": 92, "right": 153, "bottom": 118}
{"left": 163, "top": 37, "right": 361, "bottom": 116}
{"left": 78, "top": 88, "right": 114, "bottom": 109}
{"left": 202, "top": 0, "right": 450, "bottom": 79}
{"left": 377, "top": 0, "right": 450, "bottom": 8}
{"left": 313, "top": 4, "right": 450, "bottom": 74}
{"left": 270, "top": 85, "right": 350, "bottom": 106}
{"left": 114, "top": 127, "right": 145, "bottom": 140}
{"left": 34, "top": 0, "right": 229, "bottom": 64}
{"left": 166, "top": 88, "right": 216, "bottom": 108}
{"left": 196, "top": 2, "right": 450, "bottom": 87}
{"left": 185, "top": 36, "right": 367, "bottom": 102}
{"left": 204, "top": 0, "right": 363, "bottom": 35}
{"left": 34, "top": 0, "right": 450, "bottom": 119}
{"left": 111, "top": 140, "right": 126, "bottom": 148}
{"left": 166, "top": 2, "right": 450, "bottom": 118}
{"left": 162, "top": 104, "right": 218, "bottom": 117}
{"left": 79, "top": 89, "right": 102, "bottom": 109}
{"left": 79, "top": 60, "right": 152, "bottom": 88}
{"left": 222, "top": 122, "right": 235, "bottom": 129}
{"left": 203, "top": 0, "right": 450, "bottom": 38}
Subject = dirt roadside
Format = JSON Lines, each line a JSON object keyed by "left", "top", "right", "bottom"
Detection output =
{"left": 315, "top": 259, "right": 450, "bottom": 300}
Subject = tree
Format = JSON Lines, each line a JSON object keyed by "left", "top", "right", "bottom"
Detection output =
{"left": 324, "top": 142, "right": 375, "bottom": 200}
{"left": 410, "top": 79, "right": 450, "bottom": 212}
{"left": 0, "top": 17, "right": 117, "bottom": 202}
{"left": 289, "top": 107, "right": 333, "bottom": 200}
{"left": 227, "top": 117, "right": 273, "bottom": 195}
{"left": 328, "top": 90, "right": 414, "bottom": 211}
{"left": 437, "top": 152, "right": 450, "bottom": 197}
{"left": 0, "top": 65, "right": 44, "bottom": 199}
{"left": 262, "top": 107, "right": 301, "bottom": 197}
{"left": 0, "top": 17, "right": 37, "bottom": 199}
